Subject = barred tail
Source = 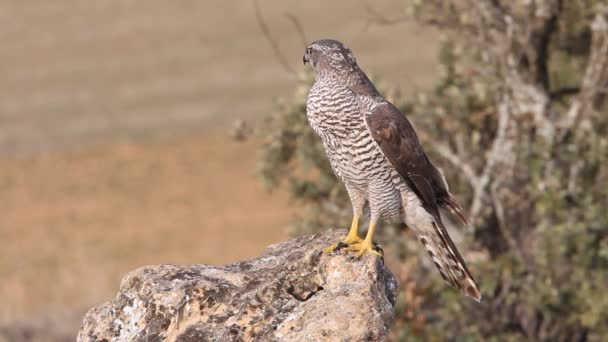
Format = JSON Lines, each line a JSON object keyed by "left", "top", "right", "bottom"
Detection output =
{"left": 417, "top": 219, "right": 481, "bottom": 301}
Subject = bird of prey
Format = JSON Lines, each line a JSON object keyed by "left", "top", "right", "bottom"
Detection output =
{"left": 303, "top": 39, "right": 481, "bottom": 301}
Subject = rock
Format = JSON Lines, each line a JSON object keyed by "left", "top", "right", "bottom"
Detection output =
{"left": 77, "top": 230, "right": 398, "bottom": 342}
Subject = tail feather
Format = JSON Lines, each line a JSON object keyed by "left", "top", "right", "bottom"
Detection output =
{"left": 417, "top": 219, "right": 481, "bottom": 301}
{"left": 439, "top": 194, "right": 468, "bottom": 226}
{"left": 430, "top": 163, "right": 469, "bottom": 226}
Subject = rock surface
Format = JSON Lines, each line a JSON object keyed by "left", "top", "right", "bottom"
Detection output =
{"left": 77, "top": 230, "right": 398, "bottom": 342}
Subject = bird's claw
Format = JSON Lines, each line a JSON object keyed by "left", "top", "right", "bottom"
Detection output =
{"left": 323, "top": 240, "right": 383, "bottom": 258}
{"left": 323, "top": 237, "right": 364, "bottom": 255}
{"left": 323, "top": 242, "right": 350, "bottom": 254}
{"left": 336, "top": 241, "right": 349, "bottom": 249}
{"left": 344, "top": 242, "right": 383, "bottom": 258}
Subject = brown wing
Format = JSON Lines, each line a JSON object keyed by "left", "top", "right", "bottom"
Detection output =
{"left": 364, "top": 101, "right": 448, "bottom": 220}
{"left": 347, "top": 55, "right": 468, "bottom": 223}
{"left": 365, "top": 101, "right": 480, "bottom": 300}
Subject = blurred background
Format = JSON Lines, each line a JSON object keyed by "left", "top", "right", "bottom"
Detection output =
{"left": 0, "top": 0, "right": 437, "bottom": 340}
{"left": 2, "top": 1, "right": 607, "bottom": 341}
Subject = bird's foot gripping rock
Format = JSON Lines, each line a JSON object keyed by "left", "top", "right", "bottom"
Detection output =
{"left": 322, "top": 235, "right": 364, "bottom": 255}
{"left": 323, "top": 239, "right": 383, "bottom": 258}
{"left": 344, "top": 240, "right": 383, "bottom": 258}
{"left": 322, "top": 242, "right": 347, "bottom": 254}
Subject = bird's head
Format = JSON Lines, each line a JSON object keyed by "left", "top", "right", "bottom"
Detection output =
{"left": 303, "top": 39, "right": 358, "bottom": 78}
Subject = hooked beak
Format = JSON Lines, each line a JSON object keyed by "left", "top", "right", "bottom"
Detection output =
{"left": 303, "top": 54, "right": 309, "bottom": 65}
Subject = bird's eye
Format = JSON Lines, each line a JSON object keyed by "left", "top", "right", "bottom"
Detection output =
{"left": 306, "top": 47, "right": 313, "bottom": 54}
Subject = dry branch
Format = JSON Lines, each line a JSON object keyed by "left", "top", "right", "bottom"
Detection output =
{"left": 253, "top": 0, "right": 296, "bottom": 76}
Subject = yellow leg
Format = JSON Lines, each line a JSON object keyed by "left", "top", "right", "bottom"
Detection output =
{"left": 343, "top": 215, "right": 362, "bottom": 244}
{"left": 345, "top": 221, "right": 383, "bottom": 257}
{"left": 323, "top": 215, "right": 363, "bottom": 254}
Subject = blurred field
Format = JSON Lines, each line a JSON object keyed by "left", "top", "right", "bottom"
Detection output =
{"left": 0, "top": 134, "right": 295, "bottom": 323}
{"left": 0, "top": 0, "right": 437, "bottom": 157}
{"left": 0, "top": 0, "right": 437, "bottom": 339}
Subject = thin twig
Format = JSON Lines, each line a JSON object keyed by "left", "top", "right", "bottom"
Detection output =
{"left": 284, "top": 12, "right": 307, "bottom": 47}
{"left": 549, "top": 87, "right": 580, "bottom": 99}
{"left": 469, "top": 97, "right": 513, "bottom": 223}
{"left": 490, "top": 183, "right": 525, "bottom": 262}
{"left": 558, "top": 5, "right": 608, "bottom": 141}
{"left": 253, "top": 0, "right": 296, "bottom": 75}
{"left": 432, "top": 142, "right": 479, "bottom": 190}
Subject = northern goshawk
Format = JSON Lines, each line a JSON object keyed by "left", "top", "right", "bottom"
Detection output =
{"left": 303, "top": 39, "right": 481, "bottom": 301}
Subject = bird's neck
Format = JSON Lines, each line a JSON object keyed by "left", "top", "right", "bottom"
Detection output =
{"left": 315, "top": 67, "right": 371, "bottom": 91}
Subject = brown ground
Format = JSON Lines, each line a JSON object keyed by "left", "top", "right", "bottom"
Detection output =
{"left": 0, "top": 134, "right": 293, "bottom": 322}
{"left": 0, "top": 0, "right": 438, "bottom": 337}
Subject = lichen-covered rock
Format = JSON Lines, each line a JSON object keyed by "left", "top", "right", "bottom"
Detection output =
{"left": 77, "top": 230, "right": 398, "bottom": 342}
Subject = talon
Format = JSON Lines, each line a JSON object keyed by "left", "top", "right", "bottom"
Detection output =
{"left": 336, "top": 242, "right": 349, "bottom": 249}
{"left": 323, "top": 240, "right": 357, "bottom": 254}
{"left": 344, "top": 240, "right": 384, "bottom": 258}
{"left": 323, "top": 243, "right": 340, "bottom": 255}
{"left": 373, "top": 243, "right": 383, "bottom": 254}
{"left": 323, "top": 236, "right": 364, "bottom": 255}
